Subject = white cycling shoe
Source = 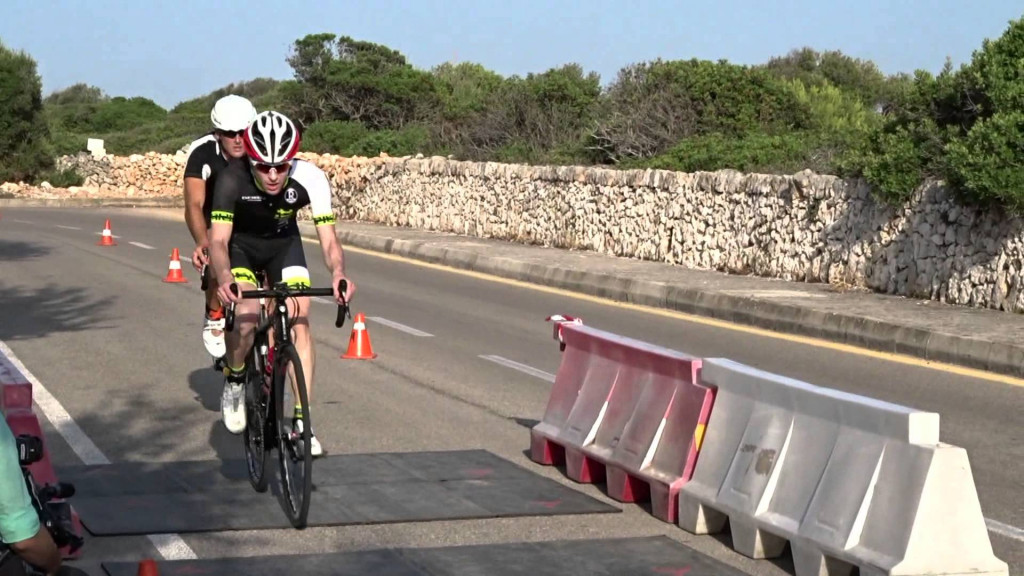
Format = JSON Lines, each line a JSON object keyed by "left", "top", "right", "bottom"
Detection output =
{"left": 221, "top": 381, "right": 246, "bottom": 434}
{"left": 292, "top": 418, "right": 323, "bottom": 457}
{"left": 203, "top": 315, "right": 226, "bottom": 359}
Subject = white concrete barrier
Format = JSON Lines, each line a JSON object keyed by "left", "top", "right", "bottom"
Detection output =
{"left": 677, "top": 358, "right": 1007, "bottom": 576}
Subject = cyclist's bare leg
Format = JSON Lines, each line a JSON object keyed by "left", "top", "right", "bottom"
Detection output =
{"left": 224, "top": 281, "right": 260, "bottom": 371}
{"left": 201, "top": 238, "right": 226, "bottom": 361}
{"left": 205, "top": 275, "right": 221, "bottom": 311}
{"left": 284, "top": 295, "right": 314, "bottom": 404}
{"left": 282, "top": 294, "right": 321, "bottom": 454}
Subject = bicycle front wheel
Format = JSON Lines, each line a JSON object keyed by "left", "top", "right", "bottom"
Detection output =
{"left": 243, "top": 318, "right": 271, "bottom": 493}
{"left": 273, "top": 343, "right": 312, "bottom": 528}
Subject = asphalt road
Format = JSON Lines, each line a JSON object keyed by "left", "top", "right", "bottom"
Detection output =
{"left": 0, "top": 206, "right": 1020, "bottom": 575}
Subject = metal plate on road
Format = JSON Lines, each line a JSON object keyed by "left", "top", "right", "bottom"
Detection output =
{"left": 57, "top": 450, "right": 619, "bottom": 535}
{"left": 101, "top": 536, "right": 748, "bottom": 576}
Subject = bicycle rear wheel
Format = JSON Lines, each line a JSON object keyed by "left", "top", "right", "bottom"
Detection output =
{"left": 273, "top": 343, "right": 312, "bottom": 528}
{"left": 243, "top": 306, "right": 271, "bottom": 493}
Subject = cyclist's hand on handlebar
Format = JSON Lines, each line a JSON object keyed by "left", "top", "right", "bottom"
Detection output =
{"left": 192, "top": 243, "right": 209, "bottom": 273}
{"left": 218, "top": 281, "right": 241, "bottom": 305}
{"left": 332, "top": 271, "right": 355, "bottom": 305}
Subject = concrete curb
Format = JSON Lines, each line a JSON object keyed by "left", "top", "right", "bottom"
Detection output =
{"left": 0, "top": 197, "right": 183, "bottom": 208}
{"left": 331, "top": 229, "right": 1024, "bottom": 379}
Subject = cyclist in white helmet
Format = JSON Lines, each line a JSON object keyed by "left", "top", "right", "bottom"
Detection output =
{"left": 208, "top": 110, "right": 356, "bottom": 457}
{"left": 182, "top": 95, "right": 257, "bottom": 364}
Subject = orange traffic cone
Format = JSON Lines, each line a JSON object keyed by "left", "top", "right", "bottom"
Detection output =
{"left": 97, "top": 219, "right": 116, "bottom": 246}
{"left": 137, "top": 558, "right": 159, "bottom": 576}
{"left": 342, "top": 312, "right": 377, "bottom": 359}
{"left": 163, "top": 248, "right": 188, "bottom": 283}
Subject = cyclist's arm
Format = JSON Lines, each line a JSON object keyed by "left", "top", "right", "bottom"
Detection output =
{"left": 315, "top": 223, "right": 345, "bottom": 276}
{"left": 184, "top": 177, "right": 208, "bottom": 247}
{"left": 208, "top": 170, "right": 238, "bottom": 289}
{"left": 209, "top": 222, "right": 233, "bottom": 289}
{"left": 182, "top": 141, "right": 213, "bottom": 246}
{"left": 302, "top": 165, "right": 344, "bottom": 275}
{"left": 0, "top": 421, "right": 60, "bottom": 576}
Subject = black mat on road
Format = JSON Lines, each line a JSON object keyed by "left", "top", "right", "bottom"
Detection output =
{"left": 101, "top": 535, "right": 748, "bottom": 576}
{"left": 55, "top": 450, "right": 619, "bottom": 535}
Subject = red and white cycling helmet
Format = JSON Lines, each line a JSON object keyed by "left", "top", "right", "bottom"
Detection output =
{"left": 243, "top": 111, "right": 301, "bottom": 166}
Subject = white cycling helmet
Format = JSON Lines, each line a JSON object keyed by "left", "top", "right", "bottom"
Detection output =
{"left": 210, "top": 95, "right": 257, "bottom": 132}
{"left": 244, "top": 111, "right": 301, "bottom": 165}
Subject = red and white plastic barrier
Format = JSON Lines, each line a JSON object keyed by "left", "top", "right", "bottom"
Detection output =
{"left": 531, "top": 317, "right": 714, "bottom": 523}
{"left": 530, "top": 316, "right": 1009, "bottom": 576}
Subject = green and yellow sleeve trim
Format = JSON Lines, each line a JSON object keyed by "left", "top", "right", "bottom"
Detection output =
{"left": 312, "top": 212, "right": 336, "bottom": 226}
{"left": 211, "top": 210, "right": 234, "bottom": 223}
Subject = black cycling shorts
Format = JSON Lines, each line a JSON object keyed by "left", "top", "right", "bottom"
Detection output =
{"left": 228, "top": 233, "right": 310, "bottom": 289}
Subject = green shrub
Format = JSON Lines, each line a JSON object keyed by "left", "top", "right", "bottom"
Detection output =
{"left": 302, "top": 120, "right": 369, "bottom": 154}
{"left": 945, "top": 111, "right": 1024, "bottom": 212}
{"left": 632, "top": 131, "right": 829, "bottom": 175}
{"left": 345, "top": 124, "right": 430, "bottom": 157}
{"left": 0, "top": 41, "right": 54, "bottom": 182}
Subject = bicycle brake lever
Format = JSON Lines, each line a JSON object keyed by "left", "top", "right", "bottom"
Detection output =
{"left": 335, "top": 279, "right": 349, "bottom": 328}
{"left": 225, "top": 283, "right": 239, "bottom": 332}
{"left": 199, "top": 248, "right": 210, "bottom": 291}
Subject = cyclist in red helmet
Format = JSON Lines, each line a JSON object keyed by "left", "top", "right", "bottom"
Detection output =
{"left": 207, "top": 110, "right": 356, "bottom": 457}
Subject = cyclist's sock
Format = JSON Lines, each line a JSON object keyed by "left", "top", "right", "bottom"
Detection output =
{"left": 206, "top": 306, "right": 224, "bottom": 320}
{"left": 293, "top": 405, "right": 303, "bottom": 420}
{"left": 225, "top": 364, "right": 246, "bottom": 383}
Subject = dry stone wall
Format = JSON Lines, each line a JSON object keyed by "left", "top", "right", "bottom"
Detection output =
{"left": 5, "top": 151, "right": 1023, "bottom": 313}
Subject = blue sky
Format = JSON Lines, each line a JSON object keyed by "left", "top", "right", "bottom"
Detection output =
{"left": 3, "top": 0, "right": 1022, "bottom": 110}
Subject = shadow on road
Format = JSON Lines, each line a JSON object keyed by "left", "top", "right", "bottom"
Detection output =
{"left": 189, "top": 366, "right": 224, "bottom": 413}
{"left": 0, "top": 282, "right": 116, "bottom": 342}
{"left": 0, "top": 238, "right": 51, "bottom": 262}
{"left": 511, "top": 417, "right": 539, "bottom": 429}
{"left": 0, "top": 236, "right": 52, "bottom": 261}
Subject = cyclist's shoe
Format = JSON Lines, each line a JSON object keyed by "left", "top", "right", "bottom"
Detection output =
{"left": 203, "top": 307, "right": 227, "bottom": 358}
{"left": 221, "top": 372, "right": 246, "bottom": 434}
{"left": 292, "top": 417, "right": 323, "bottom": 457}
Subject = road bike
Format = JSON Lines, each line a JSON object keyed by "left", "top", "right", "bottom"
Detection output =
{"left": 224, "top": 275, "right": 349, "bottom": 528}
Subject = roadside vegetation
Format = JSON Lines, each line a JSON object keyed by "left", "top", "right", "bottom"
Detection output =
{"left": 2, "top": 15, "right": 1022, "bottom": 212}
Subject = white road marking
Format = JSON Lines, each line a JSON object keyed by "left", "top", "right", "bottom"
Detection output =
{"left": 146, "top": 533, "right": 198, "bottom": 560}
{"left": 11, "top": 219, "right": 34, "bottom": 224}
{"left": 0, "top": 342, "right": 108, "bottom": 465}
{"left": 0, "top": 341, "right": 198, "bottom": 560}
{"left": 129, "top": 241, "right": 156, "bottom": 250}
{"left": 310, "top": 299, "right": 432, "bottom": 336}
{"left": 367, "top": 316, "right": 433, "bottom": 337}
{"left": 479, "top": 355, "right": 555, "bottom": 383}
{"left": 987, "top": 518, "right": 1024, "bottom": 542}
{"left": 55, "top": 225, "right": 81, "bottom": 230}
